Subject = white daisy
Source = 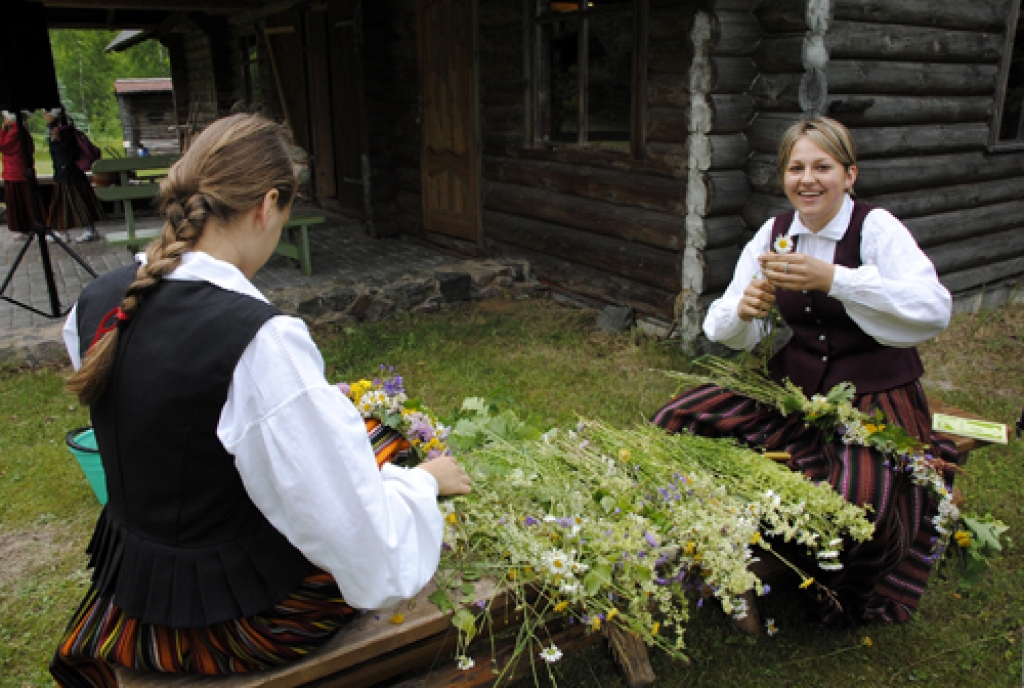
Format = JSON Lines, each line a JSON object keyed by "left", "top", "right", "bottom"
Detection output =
{"left": 539, "top": 645, "right": 563, "bottom": 663}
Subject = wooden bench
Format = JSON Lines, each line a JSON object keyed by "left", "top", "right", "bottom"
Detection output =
{"left": 92, "top": 154, "right": 179, "bottom": 251}
{"left": 113, "top": 579, "right": 619, "bottom": 688}
{"left": 274, "top": 213, "right": 325, "bottom": 276}
{"left": 929, "top": 399, "right": 1005, "bottom": 464}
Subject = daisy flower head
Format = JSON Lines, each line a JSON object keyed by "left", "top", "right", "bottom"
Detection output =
{"left": 539, "top": 645, "right": 563, "bottom": 663}
{"left": 457, "top": 655, "right": 475, "bottom": 670}
{"left": 773, "top": 235, "right": 795, "bottom": 254}
{"left": 766, "top": 618, "right": 778, "bottom": 636}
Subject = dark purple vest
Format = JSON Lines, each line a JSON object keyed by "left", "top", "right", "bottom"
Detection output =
{"left": 766, "top": 202, "right": 924, "bottom": 397}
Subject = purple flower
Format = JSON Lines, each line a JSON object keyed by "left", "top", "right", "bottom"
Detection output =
{"left": 644, "top": 532, "right": 659, "bottom": 548}
{"left": 499, "top": 517, "right": 507, "bottom": 525}
{"left": 637, "top": 551, "right": 647, "bottom": 559}
{"left": 524, "top": 517, "right": 539, "bottom": 526}
{"left": 336, "top": 382, "right": 351, "bottom": 396}
{"left": 442, "top": 542, "right": 453, "bottom": 551}
{"left": 475, "top": 599, "right": 487, "bottom": 610}
{"left": 760, "top": 584, "right": 771, "bottom": 596}
{"left": 656, "top": 577, "right": 670, "bottom": 585}
{"left": 697, "top": 599, "right": 704, "bottom": 608}
{"left": 556, "top": 517, "right": 575, "bottom": 528}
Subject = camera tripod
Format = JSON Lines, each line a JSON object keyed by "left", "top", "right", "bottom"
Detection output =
{"left": 0, "top": 111, "right": 97, "bottom": 318}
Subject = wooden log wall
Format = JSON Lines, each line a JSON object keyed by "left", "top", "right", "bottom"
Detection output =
{"left": 361, "top": 0, "right": 421, "bottom": 237}
{"left": 479, "top": 0, "right": 702, "bottom": 322}
{"left": 745, "top": 0, "right": 1024, "bottom": 302}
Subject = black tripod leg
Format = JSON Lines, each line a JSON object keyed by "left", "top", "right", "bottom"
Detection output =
{"left": 0, "top": 230, "right": 37, "bottom": 297}
{"left": 47, "top": 228, "right": 98, "bottom": 278}
{"left": 36, "top": 230, "right": 62, "bottom": 317}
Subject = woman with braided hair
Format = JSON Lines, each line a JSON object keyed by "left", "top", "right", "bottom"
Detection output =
{"left": 51, "top": 114, "right": 471, "bottom": 687}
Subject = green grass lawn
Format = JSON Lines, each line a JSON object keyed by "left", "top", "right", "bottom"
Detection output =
{"left": 0, "top": 296, "right": 1021, "bottom": 687}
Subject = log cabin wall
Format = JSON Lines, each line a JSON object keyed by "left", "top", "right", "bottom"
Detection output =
{"left": 362, "top": 0, "right": 422, "bottom": 238}
{"left": 478, "top": 0, "right": 700, "bottom": 322}
{"left": 745, "top": 0, "right": 1024, "bottom": 314}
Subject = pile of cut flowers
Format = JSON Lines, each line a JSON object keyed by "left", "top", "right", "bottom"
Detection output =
{"left": 338, "top": 368, "right": 878, "bottom": 682}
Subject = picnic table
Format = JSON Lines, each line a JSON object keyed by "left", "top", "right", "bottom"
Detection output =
{"left": 92, "top": 154, "right": 179, "bottom": 251}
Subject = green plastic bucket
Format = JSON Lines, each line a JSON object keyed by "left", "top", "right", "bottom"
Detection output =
{"left": 65, "top": 427, "right": 107, "bottom": 505}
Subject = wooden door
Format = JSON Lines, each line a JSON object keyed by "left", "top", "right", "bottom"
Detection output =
{"left": 417, "top": 0, "right": 480, "bottom": 242}
{"left": 327, "top": 0, "right": 367, "bottom": 216}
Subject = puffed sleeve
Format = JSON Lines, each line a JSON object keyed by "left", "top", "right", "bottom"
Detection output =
{"left": 703, "top": 219, "right": 776, "bottom": 351}
{"left": 218, "top": 315, "right": 443, "bottom": 610}
{"left": 828, "top": 208, "right": 951, "bottom": 347}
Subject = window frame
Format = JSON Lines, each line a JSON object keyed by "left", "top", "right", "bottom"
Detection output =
{"left": 989, "top": 0, "right": 1024, "bottom": 152}
{"left": 527, "top": 0, "right": 648, "bottom": 159}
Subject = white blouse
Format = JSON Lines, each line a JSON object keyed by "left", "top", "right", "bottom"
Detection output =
{"left": 704, "top": 194, "right": 952, "bottom": 351}
{"left": 63, "top": 252, "right": 444, "bottom": 611}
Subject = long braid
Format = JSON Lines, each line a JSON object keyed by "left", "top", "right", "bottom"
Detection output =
{"left": 67, "top": 113, "right": 297, "bottom": 406}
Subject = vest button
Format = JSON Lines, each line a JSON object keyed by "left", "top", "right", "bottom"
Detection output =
{"left": 822, "top": 355, "right": 828, "bottom": 362}
{"left": 802, "top": 290, "right": 808, "bottom": 295}
{"left": 819, "top": 334, "right": 826, "bottom": 341}
{"left": 805, "top": 306, "right": 812, "bottom": 313}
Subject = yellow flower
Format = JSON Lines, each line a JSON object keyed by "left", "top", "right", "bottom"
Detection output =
{"left": 390, "top": 613, "right": 405, "bottom": 624}
{"left": 606, "top": 608, "right": 619, "bottom": 622}
{"left": 618, "top": 448, "right": 631, "bottom": 462}
{"left": 799, "top": 577, "right": 815, "bottom": 589}
{"left": 651, "top": 622, "right": 661, "bottom": 636}
{"left": 750, "top": 532, "right": 761, "bottom": 545}
{"left": 954, "top": 531, "right": 971, "bottom": 547}
{"left": 590, "top": 616, "right": 602, "bottom": 631}
{"left": 683, "top": 542, "right": 696, "bottom": 556}
{"left": 508, "top": 569, "right": 519, "bottom": 580}
{"left": 553, "top": 600, "right": 569, "bottom": 612}
{"left": 445, "top": 513, "right": 458, "bottom": 526}
{"left": 861, "top": 636, "right": 873, "bottom": 648}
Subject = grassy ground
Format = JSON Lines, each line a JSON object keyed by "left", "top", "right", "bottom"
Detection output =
{"left": 0, "top": 295, "right": 1021, "bottom": 687}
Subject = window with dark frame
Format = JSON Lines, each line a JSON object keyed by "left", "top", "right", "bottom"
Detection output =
{"left": 533, "top": 0, "right": 639, "bottom": 154}
{"left": 994, "top": 1, "right": 1024, "bottom": 144}
{"left": 240, "top": 34, "right": 263, "bottom": 112}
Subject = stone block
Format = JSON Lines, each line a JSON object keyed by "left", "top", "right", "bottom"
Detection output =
{"left": 436, "top": 271, "right": 472, "bottom": 302}
{"left": 597, "top": 305, "right": 635, "bottom": 335}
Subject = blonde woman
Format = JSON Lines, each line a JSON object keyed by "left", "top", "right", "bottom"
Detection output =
{"left": 52, "top": 114, "right": 470, "bottom": 686}
{"left": 652, "top": 117, "right": 955, "bottom": 628}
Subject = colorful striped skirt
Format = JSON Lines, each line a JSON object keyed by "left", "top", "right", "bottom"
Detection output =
{"left": 50, "top": 418, "right": 410, "bottom": 687}
{"left": 48, "top": 172, "right": 105, "bottom": 231}
{"left": 651, "top": 380, "right": 957, "bottom": 627}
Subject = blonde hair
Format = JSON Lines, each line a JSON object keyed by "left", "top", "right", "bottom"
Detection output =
{"left": 777, "top": 116, "right": 857, "bottom": 175}
{"left": 68, "top": 114, "right": 297, "bottom": 405}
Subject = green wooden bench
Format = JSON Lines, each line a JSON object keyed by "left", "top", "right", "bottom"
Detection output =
{"left": 92, "top": 154, "right": 179, "bottom": 251}
{"left": 275, "top": 213, "right": 326, "bottom": 276}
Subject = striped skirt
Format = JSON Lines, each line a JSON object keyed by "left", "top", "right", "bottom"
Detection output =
{"left": 48, "top": 173, "right": 105, "bottom": 231}
{"left": 3, "top": 180, "right": 41, "bottom": 233}
{"left": 50, "top": 418, "right": 409, "bottom": 687}
{"left": 651, "top": 380, "right": 957, "bottom": 627}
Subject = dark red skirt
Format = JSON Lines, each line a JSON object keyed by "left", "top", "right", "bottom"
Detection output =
{"left": 3, "top": 179, "right": 39, "bottom": 233}
{"left": 651, "top": 380, "right": 957, "bottom": 626}
{"left": 48, "top": 173, "right": 105, "bottom": 230}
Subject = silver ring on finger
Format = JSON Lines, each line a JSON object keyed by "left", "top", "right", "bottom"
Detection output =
{"left": 784, "top": 262, "right": 790, "bottom": 274}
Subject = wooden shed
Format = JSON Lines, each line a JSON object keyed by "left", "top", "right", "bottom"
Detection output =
{"left": 43, "top": 0, "right": 1024, "bottom": 346}
{"left": 113, "top": 78, "right": 177, "bottom": 156}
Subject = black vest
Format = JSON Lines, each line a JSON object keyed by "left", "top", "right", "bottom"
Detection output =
{"left": 766, "top": 203, "right": 925, "bottom": 397}
{"left": 76, "top": 264, "right": 313, "bottom": 628}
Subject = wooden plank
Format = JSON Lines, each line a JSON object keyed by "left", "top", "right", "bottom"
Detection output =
{"left": 904, "top": 199, "right": 1024, "bottom": 248}
{"left": 484, "top": 181, "right": 685, "bottom": 251}
{"left": 483, "top": 237, "right": 678, "bottom": 320}
{"left": 926, "top": 226, "right": 1024, "bottom": 275}
{"left": 482, "top": 156, "right": 685, "bottom": 213}
{"left": 704, "top": 245, "right": 742, "bottom": 293}
{"left": 710, "top": 56, "right": 758, "bottom": 94}
{"left": 825, "top": 95, "right": 994, "bottom": 127}
{"left": 828, "top": 20, "right": 1003, "bottom": 64}
{"left": 849, "top": 123, "right": 990, "bottom": 159}
{"left": 928, "top": 399, "right": 1004, "bottom": 457}
{"left": 105, "top": 228, "right": 162, "bottom": 247}
{"left": 826, "top": 60, "right": 1000, "bottom": 97}
{"left": 712, "top": 10, "right": 762, "bottom": 57}
{"left": 94, "top": 184, "right": 161, "bottom": 202}
{"left": 92, "top": 155, "right": 179, "bottom": 174}
{"left": 484, "top": 210, "right": 682, "bottom": 292}
{"left": 704, "top": 214, "right": 749, "bottom": 250}
{"left": 939, "top": 255, "right": 1024, "bottom": 296}
{"left": 707, "top": 93, "right": 755, "bottom": 133}
{"left": 865, "top": 176, "right": 1024, "bottom": 219}
{"left": 702, "top": 170, "right": 751, "bottom": 217}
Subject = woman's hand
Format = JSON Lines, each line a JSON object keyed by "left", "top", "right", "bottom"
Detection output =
{"left": 737, "top": 277, "right": 776, "bottom": 322}
{"left": 417, "top": 454, "right": 472, "bottom": 496}
{"left": 758, "top": 252, "right": 836, "bottom": 294}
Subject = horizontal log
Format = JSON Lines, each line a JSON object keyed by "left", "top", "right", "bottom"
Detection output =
{"left": 647, "top": 73, "right": 690, "bottom": 110}
{"left": 825, "top": 95, "right": 994, "bottom": 126}
{"left": 828, "top": 20, "right": 1003, "bottom": 64}
{"left": 646, "top": 135, "right": 750, "bottom": 174}
{"left": 747, "top": 150, "right": 1024, "bottom": 196}
{"left": 512, "top": 146, "right": 682, "bottom": 177}
{"left": 704, "top": 214, "right": 749, "bottom": 249}
{"left": 864, "top": 176, "right": 1024, "bottom": 219}
{"left": 645, "top": 142, "right": 689, "bottom": 170}
{"left": 904, "top": 199, "right": 1024, "bottom": 248}
{"left": 483, "top": 238, "right": 678, "bottom": 320}
{"left": 747, "top": 113, "right": 800, "bottom": 155}
{"left": 705, "top": 245, "right": 743, "bottom": 293}
{"left": 484, "top": 182, "right": 685, "bottom": 250}
{"left": 704, "top": 169, "right": 752, "bottom": 217}
{"left": 757, "top": 0, "right": 1012, "bottom": 32}
{"left": 749, "top": 73, "right": 802, "bottom": 112}
{"left": 826, "top": 60, "right": 1000, "bottom": 97}
{"left": 713, "top": 10, "right": 762, "bottom": 56}
{"left": 927, "top": 226, "right": 1024, "bottom": 275}
{"left": 484, "top": 210, "right": 682, "bottom": 292}
{"left": 482, "top": 156, "right": 685, "bottom": 213}
{"left": 649, "top": 40, "right": 694, "bottom": 74}
{"left": 647, "top": 107, "right": 689, "bottom": 144}
{"left": 711, "top": 56, "right": 759, "bottom": 93}
{"left": 851, "top": 123, "right": 990, "bottom": 159}
{"left": 742, "top": 191, "right": 795, "bottom": 229}
{"left": 708, "top": 93, "right": 756, "bottom": 133}
{"left": 940, "top": 256, "right": 1024, "bottom": 294}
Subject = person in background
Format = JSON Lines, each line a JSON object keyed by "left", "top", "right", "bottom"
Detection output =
{"left": 651, "top": 116, "right": 955, "bottom": 629}
{"left": 50, "top": 114, "right": 471, "bottom": 686}
{"left": 0, "top": 110, "right": 38, "bottom": 236}
{"left": 43, "top": 107, "right": 104, "bottom": 243}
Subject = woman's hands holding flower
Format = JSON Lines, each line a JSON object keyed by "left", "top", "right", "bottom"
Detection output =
{"left": 737, "top": 277, "right": 776, "bottom": 322}
{"left": 758, "top": 252, "right": 836, "bottom": 294}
